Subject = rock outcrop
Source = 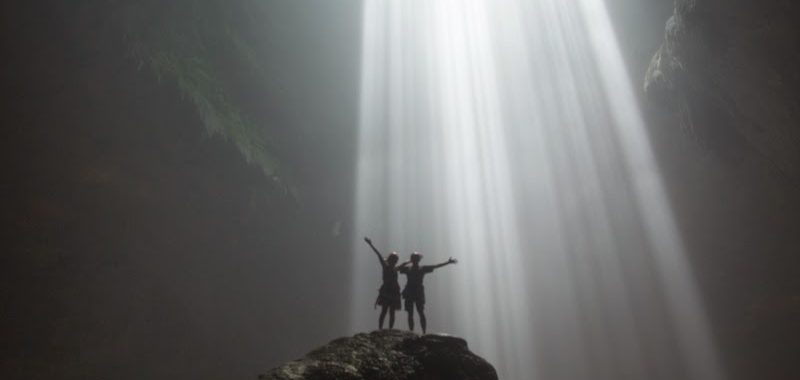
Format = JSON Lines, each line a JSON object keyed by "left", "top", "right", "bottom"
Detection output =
{"left": 645, "top": 0, "right": 800, "bottom": 183}
{"left": 258, "top": 330, "right": 498, "bottom": 380}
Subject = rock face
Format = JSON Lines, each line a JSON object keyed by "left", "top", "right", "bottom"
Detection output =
{"left": 258, "top": 330, "right": 498, "bottom": 380}
{"left": 645, "top": 0, "right": 800, "bottom": 183}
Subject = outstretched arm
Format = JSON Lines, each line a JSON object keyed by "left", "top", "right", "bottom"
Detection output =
{"left": 364, "top": 237, "right": 385, "bottom": 267}
{"left": 396, "top": 260, "right": 412, "bottom": 273}
{"left": 431, "top": 257, "right": 458, "bottom": 270}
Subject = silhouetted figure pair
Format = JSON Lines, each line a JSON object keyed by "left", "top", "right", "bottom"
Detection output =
{"left": 364, "top": 237, "right": 458, "bottom": 334}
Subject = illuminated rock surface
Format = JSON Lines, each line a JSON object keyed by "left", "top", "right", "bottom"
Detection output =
{"left": 259, "top": 330, "right": 497, "bottom": 380}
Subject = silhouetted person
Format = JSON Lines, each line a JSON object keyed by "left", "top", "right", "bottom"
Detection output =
{"left": 399, "top": 252, "right": 457, "bottom": 334}
{"left": 364, "top": 237, "right": 402, "bottom": 329}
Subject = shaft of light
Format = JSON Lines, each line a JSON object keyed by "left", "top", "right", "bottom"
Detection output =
{"left": 351, "top": 1, "right": 723, "bottom": 379}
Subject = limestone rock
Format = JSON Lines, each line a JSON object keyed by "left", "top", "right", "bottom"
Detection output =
{"left": 258, "top": 330, "right": 498, "bottom": 380}
{"left": 645, "top": 0, "right": 800, "bottom": 183}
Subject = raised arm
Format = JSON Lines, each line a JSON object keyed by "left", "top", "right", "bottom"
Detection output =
{"left": 431, "top": 257, "right": 458, "bottom": 270}
{"left": 364, "top": 237, "right": 386, "bottom": 267}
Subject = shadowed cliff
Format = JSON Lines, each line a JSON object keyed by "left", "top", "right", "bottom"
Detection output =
{"left": 646, "top": 0, "right": 800, "bottom": 185}
{"left": 645, "top": 1, "right": 800, "bottom": 379}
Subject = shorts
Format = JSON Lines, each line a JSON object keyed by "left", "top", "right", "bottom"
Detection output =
{"left": 376, "top": 284, "right": 401, "bottom": 310}
{"left": 404, "top": 298, "right": 425, "bottom": 312}
{"left": 402, "top": 286, "right": 425, "bottom": 311}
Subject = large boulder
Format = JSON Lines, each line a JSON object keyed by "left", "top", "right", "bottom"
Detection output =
{"left": 258, "top": 330, "right": 498, "bottom": 380}
{"left": 645, "top": 0, "right": 800, "bottom": 183}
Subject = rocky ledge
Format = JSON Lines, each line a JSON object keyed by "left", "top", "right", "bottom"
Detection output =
{"left": 258, "top": 330, "right": 498, "bottom": 380}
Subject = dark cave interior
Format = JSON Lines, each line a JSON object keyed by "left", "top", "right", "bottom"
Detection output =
{"left": 1, "top": 1, "right": 798, "bottom": 379}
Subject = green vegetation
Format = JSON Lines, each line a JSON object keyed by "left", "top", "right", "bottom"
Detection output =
{"left": 117, "top": 0, "right": 284, "bottom": 183}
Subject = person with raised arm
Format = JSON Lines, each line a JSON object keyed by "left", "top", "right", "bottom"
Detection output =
{"left": 398, "top": 252, "right": 457, "bottom": 334}
{"left": 364, "top": 237, "right": 403, "bottom": 330}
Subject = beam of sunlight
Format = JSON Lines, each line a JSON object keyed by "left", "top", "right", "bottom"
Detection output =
{"left": 351, "top": 1, "right": 723, "bottom": 379}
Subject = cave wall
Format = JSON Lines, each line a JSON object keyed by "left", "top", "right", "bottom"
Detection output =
{"left": 645, "top": 1, "right": 800, "bottom": 379}
{"left": 0, "top": 2, "right": 359, "bottom": 379}
{"left": 646, "top": 0, "right": 800, "bottom": 183}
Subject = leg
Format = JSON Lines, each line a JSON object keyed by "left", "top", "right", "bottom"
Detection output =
{"left": 405, "top": 300, "right": 415, "bottom": 331}
{"left": 379, "top": 305, "right": 388, "bottom": 330}
{"left": 388, "top": 308, "right": 396, "bottom": 329}
{"left": 417, "top": 302, "right": 427, "bottom": 334}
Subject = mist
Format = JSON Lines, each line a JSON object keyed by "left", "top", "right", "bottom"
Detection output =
{"left": 1, "top": 1, "right": 798, "bottom": 379}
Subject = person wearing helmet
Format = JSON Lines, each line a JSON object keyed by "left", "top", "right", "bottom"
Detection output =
{"left": 364, "top": 237, "right": 403, "bottom": 329}
{"left": 399, "top": 251, "right": 457, "bottom": 334}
